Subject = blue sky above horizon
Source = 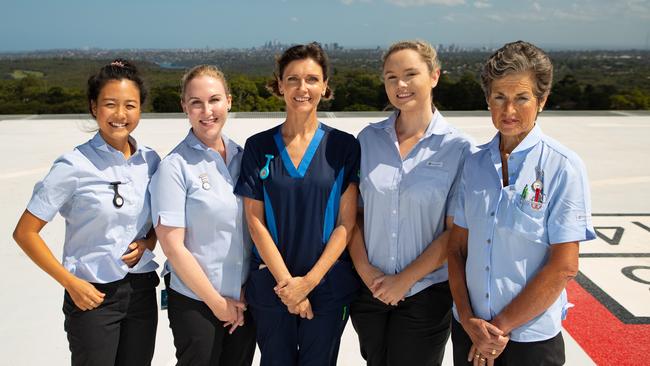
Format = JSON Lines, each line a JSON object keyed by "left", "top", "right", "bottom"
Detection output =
{"left": 2, "top": 0, "right": 649, "bottom": 51}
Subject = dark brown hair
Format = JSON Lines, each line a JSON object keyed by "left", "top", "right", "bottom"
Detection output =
{"left": 267, "top": 42, "right": 333, "bottom": 100}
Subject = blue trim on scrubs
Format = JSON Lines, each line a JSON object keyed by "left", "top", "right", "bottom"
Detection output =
{"left": 273, "top": 124, "right": 325, "bottom": 178}
{"left": 322, "top": 168, "right": 344, "bottom": 244}
{"left": 263, "top": 186, "right": 279, "bottom": 244}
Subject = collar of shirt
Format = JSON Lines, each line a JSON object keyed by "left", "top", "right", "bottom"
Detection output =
{"left": 480, "top": 124, "right": 544, "bottom": 182}
{"left": 89, "top": 132, "right": 143, "bottom": 164}
{"left": 185, "top": 129, "right": 242, "bottom": 167}
{"left": 370, "top": 109, "right": 453, "bottom": 140}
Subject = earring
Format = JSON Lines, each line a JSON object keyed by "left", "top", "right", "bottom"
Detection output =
{"left": 538, "top": 107, "right": 543, "bottom": 113}
{"left": 487, "top": 106, "right": 491, "bottom": 111}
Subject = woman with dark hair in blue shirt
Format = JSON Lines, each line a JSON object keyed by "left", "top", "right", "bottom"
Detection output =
{"left": 13, "top": 59, "right": 160, "bottom": 366}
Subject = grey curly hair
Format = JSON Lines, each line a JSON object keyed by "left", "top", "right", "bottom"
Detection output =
{"left": 480, "top": 40, "right": 553, "bottom": 101}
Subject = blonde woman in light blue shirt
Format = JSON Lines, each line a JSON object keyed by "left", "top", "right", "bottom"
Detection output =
{"left": 150, "top": 65, "right": 255, "bottom": 366}
{"left": 349, "top": 40, "right": 474, "bottom": 366}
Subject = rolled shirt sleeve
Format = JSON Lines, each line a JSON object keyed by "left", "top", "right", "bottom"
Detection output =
{"left": 150, "top": 157, "right": 188, "bottom": 228}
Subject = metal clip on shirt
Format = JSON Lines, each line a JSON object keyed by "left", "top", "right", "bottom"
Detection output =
{"left": 110, "top": 181, "right": 124, "bottom": 208}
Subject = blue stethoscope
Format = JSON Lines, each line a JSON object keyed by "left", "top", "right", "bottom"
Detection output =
{"left": 260, "top": 154, "right": 274, "bottom": 180}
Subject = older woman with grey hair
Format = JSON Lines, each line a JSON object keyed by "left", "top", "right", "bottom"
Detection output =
{"left": 447, "top": 41, "right": 595, "bottom": 366}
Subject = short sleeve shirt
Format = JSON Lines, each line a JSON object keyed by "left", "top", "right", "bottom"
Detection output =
{"left": 235, "top": 122, "right": 360, "bottom": 312}
{"left": 358, "top": 110, "right": 475, "bottom": 297}
{"left": 149, "top": 130, "right": 250, "bottom": 300}
{"left": 27, "top": 132, "right": 160, "bottom": 283}
{"left": 452, "top": 125, "right": 596, "bottom": 342}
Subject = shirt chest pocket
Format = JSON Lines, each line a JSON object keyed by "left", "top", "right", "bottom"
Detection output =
{"left": 510, "top": 195, "right": 547, "bottom": 244}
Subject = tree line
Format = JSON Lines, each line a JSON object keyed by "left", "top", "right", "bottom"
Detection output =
{"left": 1, "top": 69, "right": 648, "bottom": 115}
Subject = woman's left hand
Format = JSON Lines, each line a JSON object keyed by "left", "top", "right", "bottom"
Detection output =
{"left": 274, "top": 276, "right": 315, "bottom": 307}
{"left": 121, "top": 240, "right": 147, "bottom": 267}
{"left": 370, "top": 273, "right": 412, "bottom": 306}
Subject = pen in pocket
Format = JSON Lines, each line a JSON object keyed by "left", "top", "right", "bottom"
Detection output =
{"left": 520, "top": 184, "right": 528, "bottom": 200}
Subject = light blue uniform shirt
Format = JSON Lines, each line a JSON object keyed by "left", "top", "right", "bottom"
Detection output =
{"left": 358, "top": 110, "right": 474, "bottom": 297}
{"left": 150, "top": 130, "right": 251, "bottom": 301}
{"left": 453, "top": 125, "right": 596, "bottom": 342}
{"left": 27, "top": 132, "right": 160, "bottom": 283}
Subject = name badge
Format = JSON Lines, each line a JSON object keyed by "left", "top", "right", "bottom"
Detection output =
{"left": 199, "top": 174, "right": 211, "bottom": 190}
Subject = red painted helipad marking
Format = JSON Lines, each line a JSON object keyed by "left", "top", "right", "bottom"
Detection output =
{"left": 565, "top": 280, "right": 650, "bottom": 366}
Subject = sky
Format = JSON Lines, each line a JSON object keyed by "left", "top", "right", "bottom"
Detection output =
{"left": 1, "top": 0, "right": 649, "bottom": 51}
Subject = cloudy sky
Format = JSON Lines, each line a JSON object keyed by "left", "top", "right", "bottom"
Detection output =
{"left": 2, "top": 0, "right": 649, "bottom": 51}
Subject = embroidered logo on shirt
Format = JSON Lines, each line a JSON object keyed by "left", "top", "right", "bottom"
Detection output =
{"left": 260, "top": 154, "right": 274, "bottom": 180}
{"left": 199, "top": 174, "right": 211, "bottom": 190}
{"left": 426, "top": 161, "right": 443, "bottom": 168}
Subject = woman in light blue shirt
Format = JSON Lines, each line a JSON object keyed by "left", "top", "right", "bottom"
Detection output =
{"left": 448, "top": 41, "right": 596, "bottom": 366}
{"left": 349, "top": 40, "right": 474, "bottom": 366}
{"left": 13, "top": 59, "right": 160, "bottom": 366}
{"left": 150, "top": 65, "right": 255, "bottom": 366}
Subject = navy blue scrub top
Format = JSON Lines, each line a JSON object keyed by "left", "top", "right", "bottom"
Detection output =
{"left": 235, "top": 122, "right": 360, "bottom": 312}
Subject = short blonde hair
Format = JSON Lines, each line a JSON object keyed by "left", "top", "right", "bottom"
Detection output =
{"left": 180, "top": 64, "right": 230, "bottom": 101}
{"left": 382, "top": 40, "right": 440, "bottom": 73}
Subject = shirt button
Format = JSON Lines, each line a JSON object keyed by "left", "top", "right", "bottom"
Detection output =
{"left": 390, "top": 257, "right": 395, "bottom": 261}
{"left": 392, "top": 233, "right": 397, "bottom": 238}
{"left": 392, "top": 210, "right": 397, "bottom": 215}
{"left": 485, "top": 266, "right": 489, "bottom": 271}
{"left": 485, "top": 293, "right": 489, "bottom": 298}
{"left": 490, "top": 212, "right": 495, "bottom": 216}
{"left": 487, "top": 239, "right": 491, "bottom": 244}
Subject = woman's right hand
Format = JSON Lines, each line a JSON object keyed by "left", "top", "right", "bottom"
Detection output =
{"left": 64, "top": 276, "right": 105, "bottom": 311}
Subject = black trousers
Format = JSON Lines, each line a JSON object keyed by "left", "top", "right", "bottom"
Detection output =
{"left": 350, "top": 281, "right": 453, "bottom": 366}
{"left": 451, "top": 319, "right": 566, "bottom": 366}
{"left": 63, "top": 272, "right": 159, "bottom": 366}
{"left": 167, "top": 287, "right": 256, "bottom": 366}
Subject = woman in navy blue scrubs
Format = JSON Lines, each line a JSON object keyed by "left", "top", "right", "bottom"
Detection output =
{"left": 235, "top": 42, "right": 360, "bottom": 366}
{"left": 13, "top": 60, "right": 160, "bottom": 366}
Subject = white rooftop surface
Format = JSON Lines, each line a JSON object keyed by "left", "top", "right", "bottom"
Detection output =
{"left": 1, "top": 112, "right": 649, "bottom": 365}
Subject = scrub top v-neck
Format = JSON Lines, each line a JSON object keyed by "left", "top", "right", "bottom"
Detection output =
{"left": 235, "top": 122, "right": 360, "bottom": 312}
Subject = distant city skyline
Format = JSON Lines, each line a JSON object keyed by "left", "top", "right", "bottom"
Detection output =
{"left": 2, "top": 0, "right": 649, "bottom": 51}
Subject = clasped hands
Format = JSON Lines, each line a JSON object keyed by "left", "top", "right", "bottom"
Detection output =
{"left": 274, "top": 276, "right": 317, "bottom": 319}
{"left": 463, "top": 317, "right": 510, "bottom": 366}
{"left": 210, "top": 288, "right": 247, "bottom": 335}
{"left": 360, "top": 264, "right": 412, "bottom": 306}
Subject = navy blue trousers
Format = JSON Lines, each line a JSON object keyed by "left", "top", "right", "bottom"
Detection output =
{"left": 250, "top": 305, "right": 350, "bottom": 366}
